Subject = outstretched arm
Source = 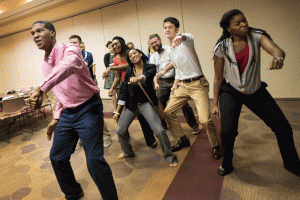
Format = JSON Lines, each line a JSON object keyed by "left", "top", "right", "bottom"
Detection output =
{"left": 153, "top": 75, "right": 159, "bottom": 90}
{"left": 157, "top": 62, "right": 174, "bottom": 77}
{"left": 110, "top": 63, "right": 130, "bottom": 71}
{"left": 260, "top": 35, "right": 285, "bottom": 70}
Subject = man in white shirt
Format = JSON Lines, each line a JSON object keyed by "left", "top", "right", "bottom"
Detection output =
{"left": 163, "top": 17, "right": 221, "bottom": 160}
{"left": 149, "top": 33, "right": 201, "bottom": 134}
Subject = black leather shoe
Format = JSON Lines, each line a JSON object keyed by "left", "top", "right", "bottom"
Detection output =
{"left": 212, "top": 145, "right": 222, "bottom": 160}
{"left": 218, "top": 166, "right": 234, "bottom": 176}
{"left": 284, "top": 164, "right": 300, "bottom": 177}
{"left": 150, "top": 141, "right": 157, "bottom": 148}
{"left": 171, "top": 139, "right": 190, "bottom": 152}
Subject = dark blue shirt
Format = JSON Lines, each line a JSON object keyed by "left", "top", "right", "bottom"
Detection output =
{"left": 82, "top": 50, "right": 94, "bottom": 77}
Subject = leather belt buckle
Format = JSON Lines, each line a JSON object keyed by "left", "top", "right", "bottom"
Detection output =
{"left": 181, "top": 75, "right": 203, "bottom": 83}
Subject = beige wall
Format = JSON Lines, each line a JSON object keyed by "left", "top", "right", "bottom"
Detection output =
{"left": 0, "top": 0, "right": 299, "bottom": 98}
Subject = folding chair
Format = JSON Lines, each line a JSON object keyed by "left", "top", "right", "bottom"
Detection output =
{"left": 0, "top": 97, "right": 27, "bottom": 143}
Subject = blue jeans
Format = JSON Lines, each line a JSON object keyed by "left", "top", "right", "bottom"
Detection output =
{"left": 119, "top": 81, "right": 156, "bottom": 147}
{"left": 117, "top": 102, "right": 177, "bottom": 164}
{"left": 219, "top": 81, "right": 300, "bottom": 169}
{"left": 50, "top": 95, "right": 118, "bottom": 200}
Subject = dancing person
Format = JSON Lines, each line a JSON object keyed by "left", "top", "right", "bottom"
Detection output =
{"left": 103, "top": 36, "right": 157, "bottom": 148}
{"left": 80, "top": 42, "right": 97, "bottom": 83}
{"left": 69, "top": 35, "right": 95, "bottom": 80}
{"left": 149, "top": 33, "right": 202, "bottom": 134}
{"left": 104, "top": 41, "right": 119, "bottom": 111}
{"left": 212, "top": 9, "right": 300, "bottom": 176}
{"left": 163, "top": 17, "right": 222, "bottom": 160}
{"left": 127, "top": 42, "right": 134, "bottom": 49}
{"left": 113, "top": 48, "right": 177, "bottom": 167}
{"left": 30, "top": 21, "right": 118, "bottom": 200}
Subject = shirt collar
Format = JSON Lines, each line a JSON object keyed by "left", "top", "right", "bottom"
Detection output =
{"left": 45, "top": 41, "right": 60, "bottom": 64}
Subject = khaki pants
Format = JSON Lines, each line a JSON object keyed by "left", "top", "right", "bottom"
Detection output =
{"left": 164, "top": 77, "right": 219, "bottom": 147}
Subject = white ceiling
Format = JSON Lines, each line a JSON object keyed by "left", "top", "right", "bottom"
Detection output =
{"left": 0, "top": 0, "right": 66, "bottom": 26}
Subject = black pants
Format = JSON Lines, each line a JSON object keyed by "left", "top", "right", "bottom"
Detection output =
{"left": 157, "top": 77, "right": 198, "bottom": 128}
{"left": 219, "top": 81, "right": 300, "bottom": 169}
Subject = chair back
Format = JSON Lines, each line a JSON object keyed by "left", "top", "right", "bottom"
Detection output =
{"left": 2, "top": 97, "right": 26, "bottom": 115}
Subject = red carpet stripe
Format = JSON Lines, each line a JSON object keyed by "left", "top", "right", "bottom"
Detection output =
{"left": 163, "top": 118, "right": 224, "bottom": 200}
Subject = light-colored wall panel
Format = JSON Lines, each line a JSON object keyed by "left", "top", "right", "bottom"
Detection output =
{"left": 101, "top": 0, "right": 141, "bottom": 50}
{"left": 240, "top": 0, "right": 300, "bottom": 98}
{"left": 28, "top": 29, "right": 47, "bottom": 87}
{"left": 182, "top": 0, "right": 239, "bottom": 98}
{"left": 12, "top": 31, "right": 38, "bottom": 89}
{"left": 136, "top": 0, "right": 183, "bottom": 54}
{"left": 0, "top": 0, "right": 299, "bottom": 98}
{"left": 0, "top": 38, "right": 5, "bottom": 93}
{"left": 0, "top": 35, "right": 20, "bottom": 92}
{"left": 72, "top": 10, "right": 108, "bottom": 98}
{"left": 53, "top": 18, "right": 75, "bottom": 45}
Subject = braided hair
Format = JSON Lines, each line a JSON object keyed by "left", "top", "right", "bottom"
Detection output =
{"left": 215, "top": 9, "right": 272, "bottom": 66}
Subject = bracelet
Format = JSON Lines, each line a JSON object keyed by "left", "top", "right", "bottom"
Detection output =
{"left": 274, "top": 57, "right": 284, "bottom": 61}
{"left": 113, "top": 111, "right": 120, "bottom": 115}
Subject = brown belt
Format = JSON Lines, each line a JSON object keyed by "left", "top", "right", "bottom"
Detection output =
{"left": 181, "top": 75, "right": 204, "bottom": 83}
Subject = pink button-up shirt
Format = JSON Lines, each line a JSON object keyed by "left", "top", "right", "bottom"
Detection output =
{"left": 40, "top": 42, "right": 100, "bottom": 119}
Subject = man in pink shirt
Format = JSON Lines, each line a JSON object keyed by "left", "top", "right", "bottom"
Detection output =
{"left": 29, "top": 21, "right": 118, "bottom": 200}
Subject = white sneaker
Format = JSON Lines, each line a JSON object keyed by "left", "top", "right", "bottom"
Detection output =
{"left": 103, "top": 137, "right": 111, "bottom": 147}
{"left": 192, "top": 126, "right": 202, "bottom": 135}
{"left": 76, "top": 139, "right": 83, "bottom": 150}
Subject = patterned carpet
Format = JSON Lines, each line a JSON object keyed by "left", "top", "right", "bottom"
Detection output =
{"left": 0, "top": 100, "right": 299, "bottom": 200}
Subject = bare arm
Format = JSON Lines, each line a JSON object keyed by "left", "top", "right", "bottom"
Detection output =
{"left": 102, "top": 63, "right": 129, "bottom": 79}
{"left": 108, "top": 71, "right": 121, "bottom": 96}
{"left": 110, "top": 63, "right": 130, "bottom": 71}
{"left": 211, "top": 55, "right": 225, "bottom": 118}
{"left": 260, "top": 35, "right": 285, "bottom": 70}
{"left": 157, "top": 62, "right": 174, "bottom": 77}
{"left": 92, "top": 64, "right": 96, "bottom": 75}
{"left": 153, "top": 75, "right": 159, "bottom": 90}
{"left": 113, "top": 104, "right": 124, "bottom": 123}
